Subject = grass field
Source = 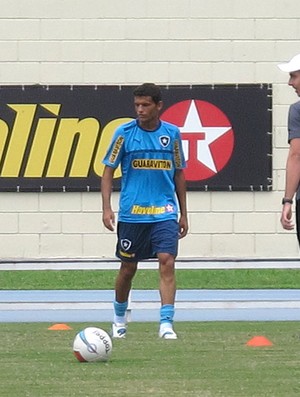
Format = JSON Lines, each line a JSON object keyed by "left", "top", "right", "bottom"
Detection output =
{"left": 1, "top": 268, "right": 300, "bottom": 290}
{"left": 1, "top": 268, "right": 300, "bottom": 396}
{"left": 1, "top": 321, "right": 300, "bottom": 397}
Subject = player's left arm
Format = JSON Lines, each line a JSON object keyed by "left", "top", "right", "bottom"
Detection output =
{"left": 174, "top": 169, "right": 188, "bottom": 239}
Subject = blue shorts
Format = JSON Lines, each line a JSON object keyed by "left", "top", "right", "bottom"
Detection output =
{"left": 116, "top": 219, "right": 179, "bottom": 262}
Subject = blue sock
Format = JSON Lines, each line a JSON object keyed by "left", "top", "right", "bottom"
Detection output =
{"left": 160, "top": 304, "right": 175, "bottom": 325}
{"left": 114, "top": 301, "right": 128, "bottom": 324}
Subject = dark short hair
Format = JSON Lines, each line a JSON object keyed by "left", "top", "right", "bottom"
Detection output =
{"left": 133, "top": 83, "right": 162, "bottom": 104}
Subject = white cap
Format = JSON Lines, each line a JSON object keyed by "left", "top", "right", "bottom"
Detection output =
{"left": 278, "top": 54, "right": 300, "bottom": 73}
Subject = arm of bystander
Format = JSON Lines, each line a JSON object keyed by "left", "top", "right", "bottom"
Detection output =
{"left": 281, "top": 138, "right": 300, "bottom": 230}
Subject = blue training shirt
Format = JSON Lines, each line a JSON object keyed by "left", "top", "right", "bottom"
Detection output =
{"left": 102, "top": 119, "right": 186, "bottom": 223}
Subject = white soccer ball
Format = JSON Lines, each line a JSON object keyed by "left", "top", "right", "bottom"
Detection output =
{"left": 73, "top": 327, "right": 112, "bottom": 362}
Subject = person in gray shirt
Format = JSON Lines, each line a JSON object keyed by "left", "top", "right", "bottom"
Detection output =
{"left": 278, "top": 54, "right": 300, "bottom": 245}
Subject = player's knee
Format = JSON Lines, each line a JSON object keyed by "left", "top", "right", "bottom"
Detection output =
{"left": 120, "top": 262, "right": 137, "bottom": 280}
{"left": 159, "top": 255, "right": 175, "bottom": 281}
{"left": 158, "top": 253, "right": 175, "bottom": 267}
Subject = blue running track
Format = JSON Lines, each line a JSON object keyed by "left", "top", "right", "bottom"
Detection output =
{"left": 1, "top": 289, "right": 300, "bottom": 322}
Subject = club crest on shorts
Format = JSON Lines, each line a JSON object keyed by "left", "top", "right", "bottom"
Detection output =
{"left": 159, "top": 135, "right": 170, "bottom": 147}
{"left": 121, "top": 239, "right": 131, "bottom": 251}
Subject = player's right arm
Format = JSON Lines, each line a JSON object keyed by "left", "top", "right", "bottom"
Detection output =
{"left": 101, "top": 165, "right": 116, "bottom": 231}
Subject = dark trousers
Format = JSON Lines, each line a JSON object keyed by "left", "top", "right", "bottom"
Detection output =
{"left": 296, "top": 199, "right": 300, "bottom": 246}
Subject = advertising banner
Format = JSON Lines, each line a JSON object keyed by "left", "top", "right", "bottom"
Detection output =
{"left": 0, "top": 84, "right": 272, "bottom": 192}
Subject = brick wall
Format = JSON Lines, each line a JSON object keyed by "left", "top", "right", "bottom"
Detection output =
{"left": 0, "top": 0, "right": 299, "bottom": 259}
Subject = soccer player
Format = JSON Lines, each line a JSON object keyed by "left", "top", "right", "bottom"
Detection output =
{"left": 101, "top": 83, "right": 188, "bottom": 339}
{"left": 278, "top": 54, "right": 300, "bottom": 245}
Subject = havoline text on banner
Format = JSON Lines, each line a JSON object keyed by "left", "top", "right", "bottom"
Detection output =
{"left": 0, "top": 84, "right": 272, "bottom": 192}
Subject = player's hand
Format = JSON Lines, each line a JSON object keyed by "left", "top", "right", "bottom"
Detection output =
{"left": 178, "top": 215, "right": 188, "bottom": 239}
{"left": 280, "top": 204, "right": 294, "bottom": 230}
{"left": 102, "top": 209, "right": 115, "bottom": 231}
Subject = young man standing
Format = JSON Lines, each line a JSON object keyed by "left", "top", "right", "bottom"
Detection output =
{"left": 278, "top": 54, "right": 300, "bottom": 244}
{"left": 101, "top": 83, "right": 188, "bottom": 339}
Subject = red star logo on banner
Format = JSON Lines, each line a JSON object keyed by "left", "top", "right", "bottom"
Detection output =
{"left": 161, "top": 100, "right": 234, "bottom": 181}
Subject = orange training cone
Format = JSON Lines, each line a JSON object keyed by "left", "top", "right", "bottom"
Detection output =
{"left": 48, "top": 323, "right": 73, "bottom": 331}
{"left": 246, "top": 335, "right": 273, "bottom": 347}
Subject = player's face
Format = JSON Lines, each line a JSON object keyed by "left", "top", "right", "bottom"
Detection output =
{"left": 288, "top": 71, "right": 300, "bottom": 96}
{"left": 134, "top": 96, "right": 163, "bottom": 129}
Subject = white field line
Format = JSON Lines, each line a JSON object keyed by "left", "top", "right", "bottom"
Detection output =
{"left": 1, "top": 259, "right": 300, "bottom": 270}
{"left": 2, "top": 300, "right": 300, "bottom": 311}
